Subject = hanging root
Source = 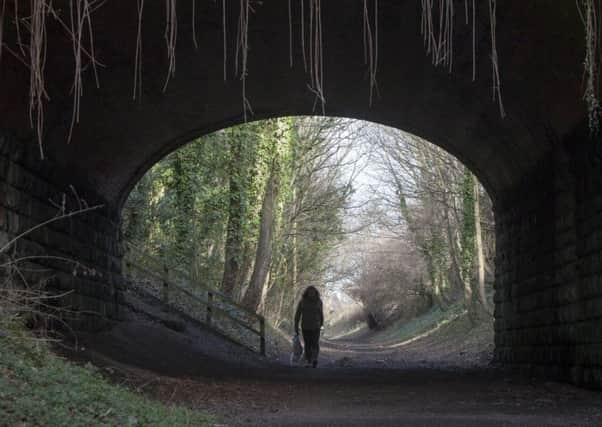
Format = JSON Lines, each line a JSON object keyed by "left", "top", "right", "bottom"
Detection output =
{"left": 236, "top": 0, "right": 253, "bottom": 120}
{"left": 6, "top": 0, "right": 581, "bottom": 151}
{"left": 472, "top": 0, "right": 476, "bottom": 80}
{"left": 14, "top": 0, "right": 26, "bottom": 56}
{"left": 420, "top": 0, "right": 454, "bottom": 71}
{"left": 306, "top": 0, "right": 325, "bottom": 114}
{"left": 68, "top": 0, "right": 96, "bottom": 142}
{"left": 0, "top": 0, "right": 5, "bottom": 62}
{"left": 222, "top": 0, "right": 227, "bottom": 80}
{"left": 68, "top": 0, "right": 82, "bottom": 143}
{"left": 362, "top": 0, "right": 379, "bottom": 106}
{"left": 577, "top": 0, "right": 600, "bottom": 135}
{"left": 191, "top": 0, "right": 198, "bottom": 50}
{"left": 488, "top": 0, "right": 505, "bottom": 118}
{"left": 163, "top": 0, "right": 177, "bottom": 92}
{"left": 445, "top": 0, "right": 454, "bottom": 72}
{"left": 421, "top": 0, "right": 504, "bottom": 117}
{"left": 133, "top": 0, "right": 145, "bottom": 100}
{"left": 288, "top": 0, "right": 293, "bottom": 68}
{"left": 43, "top": 0, "right": 101, "bottom": 143}
{"left": 29, "top": 0, "right": 48, "bottom": 158}
{"left": 300, "top": 0, "right": 307, "bottom": 71}
{"left": 66, "top": 0, "right": 100, "bottom": 142}
{"left": 18, "top": 0, "right": 103, "bottom": 155}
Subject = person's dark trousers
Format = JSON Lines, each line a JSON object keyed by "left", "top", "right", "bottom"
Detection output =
{"left": 302, "top": 329, "right": 320, "bottom": 364}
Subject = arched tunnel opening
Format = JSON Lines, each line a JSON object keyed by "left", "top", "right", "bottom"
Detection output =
{"left": 119, "top": 116, "right": 497, "bottom": 370}
{"left": 2, "top": 0, "right": 602, "bottom": 424}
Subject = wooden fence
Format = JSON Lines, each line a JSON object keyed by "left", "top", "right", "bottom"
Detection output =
{"left": 122, "top": 242, "right": 266, "bottom": 355}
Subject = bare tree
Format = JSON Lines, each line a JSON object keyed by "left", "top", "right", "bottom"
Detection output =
{"left": 364, "top": 125, "right": 495, "bottom": 319}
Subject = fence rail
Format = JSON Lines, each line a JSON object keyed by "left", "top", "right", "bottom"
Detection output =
{"left": 122, "top": 241, "right": 266, "bottom": 355}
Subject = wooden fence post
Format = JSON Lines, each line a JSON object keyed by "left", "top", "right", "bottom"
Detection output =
{"left": 259, "top": 317, "right": 266, "bottom": 356}
{"left": 206, "top": 291, "right": 213, "bottom": 325}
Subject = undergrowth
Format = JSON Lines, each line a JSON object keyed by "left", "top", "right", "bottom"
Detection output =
{"left": 0, "top": 318, "right": 215, "bottom": 427}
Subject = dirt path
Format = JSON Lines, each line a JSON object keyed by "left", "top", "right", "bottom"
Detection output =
{"left": 64, "top": 296, "right": 602, "bottom": 426}
{"left": 82, "top": 352, "right": 602, "bottom": 427}
{"left": 214, "top": 371, "right": 602, "bottom": 426}
{"left": 63, "top": 319, "right": 602, "bottom": 426}
{"left": 318, "top": 314, "right": 495, "bottom": 370}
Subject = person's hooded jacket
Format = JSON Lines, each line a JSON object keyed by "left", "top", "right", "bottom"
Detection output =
{"left": 294, "top": 289, "right": 324, "bottom": 333}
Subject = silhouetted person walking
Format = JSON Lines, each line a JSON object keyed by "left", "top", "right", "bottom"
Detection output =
{"left": 294, "top": 286, "right": 324, "bottom": 368}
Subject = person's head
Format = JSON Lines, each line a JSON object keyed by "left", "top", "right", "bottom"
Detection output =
{"left": 303, "top": 286, "right": 320, "bottom": 300}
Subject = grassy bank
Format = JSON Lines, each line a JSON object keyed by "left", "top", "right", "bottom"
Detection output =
{"left": 366, "top": 303, "right": 467, "bottom": 345}
{"left": 0, "top": 323, "right": 215, "bottom": 427}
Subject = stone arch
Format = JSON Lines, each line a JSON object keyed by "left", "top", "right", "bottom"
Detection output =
{"left": 1, "top": 1, "right": 582, "bottom": 209}
{"left": 115, "top": 110, "right": 507, "bottom": 213}
{"left": 1, "top": 0, "right": 601, "bottom": 387}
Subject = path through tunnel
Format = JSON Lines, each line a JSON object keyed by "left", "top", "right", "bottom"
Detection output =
{"left": 1, "top": 2, "right": 602, "bottom": 423}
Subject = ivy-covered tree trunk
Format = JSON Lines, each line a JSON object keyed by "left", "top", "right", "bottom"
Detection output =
{"left": 473, "top": 174, "right": 491, "bottom": 314}
{"left": 460, "top": 169, "right": 477, "bottom": 324}
{"left": 243, "top": 165, "right": 279, "bottom": 311}
{"left": 221, "top": 136, "right": 245, "bottom": 297}
{"left": 171, "top": 152, "right": 194, "bottom": 261}
{"left": 424, "top": 252, "right": 447, "bottom": 310}
{"left": 122, "top": 173, "right": 153, "bottom": 244}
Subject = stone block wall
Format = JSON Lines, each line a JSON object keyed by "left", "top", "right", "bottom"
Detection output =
{"left": 494, "top": 131, "right": 602, "bottom": 389}
{"left": 0, "top": 132, "right": 122, "bottom": 331}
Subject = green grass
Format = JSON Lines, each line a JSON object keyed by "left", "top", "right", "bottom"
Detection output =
{"left": 367, "top": 303, "right": 466, "bottom": 345}
{"left": 327, "top": 321, "right": 369, "bottom": 340}
{"left": 0, "top": 325, "right": 216, "bottom": 427}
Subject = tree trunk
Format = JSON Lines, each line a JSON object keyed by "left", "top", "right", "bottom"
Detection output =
{"left": 237, "top": 239, "right": 256, "bottom": 300}
{"left": 445, "top": 208, "right": 465, "bottom": 296}
{"left": 275, "top": 216, "right": 298, "bottom": 327}
{"left": 424, "top": 251, "right": 448, "bottom": 309}
{"left": 171, "top": 153, "right": 193, "bottom": 260}
{"left": 473, "top": 175, "right": 492, "bottom": 315}
{"left": 221, "top": 138, "right": 244, "bottom": 297}
{"left": 191, "top": 206, "right": 201, "bottom": 284}
{"left": 260, "top": 240, "right": 285, "bottom": 315}
{"left": 242, "top": 166, "right": 280, "bottom": 311}
{"left": 460, "top": 169, "right": 477, "bottom": 324}
{"left": 275, "top": 278, "right": 288, "bottom": 329}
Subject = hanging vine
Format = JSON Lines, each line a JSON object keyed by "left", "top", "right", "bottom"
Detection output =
{"left": 3, "top": 1, "right": 602, "bottom": 152}
{"left": 577, "top": 0, "right": 600, "bottom": 135}
{"left": 471, "top": 0, "right": 476, "bottom": 80}
{"left": 420, "top": 0, "right": 504, "bottom": 117}
{"left": 29, "top": 0, "right": 48, "bottom": 158}
{"left": 133, "top": 0, "right": 144, "bottom": 100}
{"left": 288, "top": 0, "right": 293, "bottom": 68}
{"left": 163, "top": 0, "right": 212, "bottom": 89}
{"left": 300, "top": 0, "right": 307, "bottom": 71}
{"left": 488, "top": 0, "right": 505, "bottom": 118}
{"left": 163, "top": 0, "right": 177, "bottom": 92}
{"left": 235, "top": 0, "right": 252, "bottom": 120}
{"left": 420, "top": 0, "right": 454, "bottom": 72}
{"left": 363, "top": 0, "right": 379, "bottom": 106}
{"left": 222, "top": 0, "right": 227, "bottom": 80}
{"left": 191, "top": 0, "right": 198, "bottom": 50}
{"left": 307, "top": 0, "right": 325, "bottom": 114}
{"left": 0, "top": 0, "right": 6, "bottom": 63}
{"left": 68, "top": 0, "right": 100, "bottom": 141}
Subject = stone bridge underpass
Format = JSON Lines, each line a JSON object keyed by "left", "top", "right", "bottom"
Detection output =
{"left": 1, "top": 1, "right": 602, "bottom": 389}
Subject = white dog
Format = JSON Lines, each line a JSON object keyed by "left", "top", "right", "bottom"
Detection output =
{"left": 290, "top": 334, "right": 304, "bottom": 366}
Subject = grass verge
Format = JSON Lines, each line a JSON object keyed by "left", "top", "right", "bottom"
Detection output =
{"left": 0, "top": 323, "right": 216, "bottom": 427}
{"left": 366, "top": 303, "right": 466, "bottom": 345}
